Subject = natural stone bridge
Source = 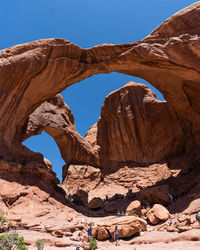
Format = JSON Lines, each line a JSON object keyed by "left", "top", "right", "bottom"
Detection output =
{"left": 0, "top": 2, "right": 199, "bottom": 168}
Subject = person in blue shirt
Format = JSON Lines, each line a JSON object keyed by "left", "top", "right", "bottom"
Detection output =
{"left": 114, "top": 225, "right": 119, "bottom": 246}
{"left": 196, "top": 212, "right": 200, "bottom": 227}
{"left": 167, "top": 218, "right": 172, "bottom": 226}
{"left": 88, "top": 225, "right": 92, "bottom": 241}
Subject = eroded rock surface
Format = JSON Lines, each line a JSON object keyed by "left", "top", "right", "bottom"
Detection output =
{"left": 93, "top": 216, "right": 147, "bottom": 240}
{"left": 141, "top": 185, "right": 171, "bottom": 206}
{"left": 25, "top": 94, "right": 99, "bottom": 167}
{"left": 62, "top": 164, "right": 101, "bottom": 194}
{"left": 88, "top": 197, "right": 103, "bottom": 210}
{"left": 97, "top": 82, "right": 184, "bottom": 172}
{"left": 0, "top": 2, "right": 199, "bottom": 249}
{"left": 0, "top": 2, "right": 199, "bottom": 168}
{"left": 146, "top": 204, "right": 169, "bottom": 225}
{"left": 126, "top": 200, "right": 141, "bottom": 217}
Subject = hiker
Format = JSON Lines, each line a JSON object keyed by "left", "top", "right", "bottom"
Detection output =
{"left": 88, "top": 225, "right": 92, "bottom": 241}
{"left": 106, "top": 195, "right": 108, "bottom": 201}
{"left": 169, "top": 194, "right": 173, "bottom": 202}
{"left": 114, "top": 194, "right": 119, "bottom": 199}
{"left": 68, "top": 193, "right": 72, "bottom": 201}
{"left": 167, "top": 218, "right": 172, "bottom": 226}
{"left": 117, "top": 211, "right": 121, "bottom": 217}
{"left": 76, "top": 245, "right": 80, "bottom": 250}
{"left": 196, "top": 212, "right": 200, "bottom": 227}
{"left": 146, "top": 203, "right": 151, "bottom": 209}
{"left": 125, "top": 193, "right": 128, "bottom": 201}
{"left": 114, "top": 225, "right": 119, "bottom": 246}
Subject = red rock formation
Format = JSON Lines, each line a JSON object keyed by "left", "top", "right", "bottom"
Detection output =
{"left": 141, "top": 184, "right": 171, "bottom": 206}
{"left": 126, "top": 200, "right": 141, "bottom": 217}
{"left": 85, "top": 123, "right": 99, "bottom": 154}
{"left": 0, "top": 2, "right": 199, "bottom": 167}
{"left": 88, "top": 197, "right": 103, "bottom": 210}
{"left": 93, "top": 216, "right": 147, "bottom": 240}
{"left": 62, "top": 164, "right": 101, "bottom": 194}
{"left": 0, "top": 3, "right": 199, "bottom": 247}
{"left": 146, "top": 204, "right": 169, "bottom": 225}
{"left": 63, "top": 161, "right": 179, "bottom": 204}
{"left": 0, "top": 159, "right": 60, "bottom": 196}
{"left": 97, "top": 82, "right": 184, "bottom": 172}
{"left": 25, "top": 94, "right": 99, "bottom": 167}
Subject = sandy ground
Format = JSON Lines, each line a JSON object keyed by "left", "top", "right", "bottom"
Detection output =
{"left": 22, "top": 228, "right": 200, "bottom": 250}
{"left": 98, "top": 241, "right": 200, "bottom": 250}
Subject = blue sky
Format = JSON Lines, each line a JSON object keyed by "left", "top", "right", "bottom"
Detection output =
{"left": 0, "top": 0, "right": 197, "bottom": 181}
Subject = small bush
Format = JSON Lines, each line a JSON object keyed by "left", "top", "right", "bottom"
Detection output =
{"left": 7, "top": 222, "right": 13, "bottom": 230}
{"left": 0, "top": 232, "right": 27, "bottom": 249}
{"left": 89, "top": 238, "right": 97, "bottom": 250}
{"left": 18, "top": 236, "right": 27, "bottom": 250}
{"left": 35, "top": 239, "right": 44, "bottom": 250}
{"left": 0, "top": 215, "right": 6, "bottom": 225}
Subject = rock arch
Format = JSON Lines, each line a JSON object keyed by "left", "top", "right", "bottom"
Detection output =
{"left": 0, "top": 2, "right": 199, "bottom": 165}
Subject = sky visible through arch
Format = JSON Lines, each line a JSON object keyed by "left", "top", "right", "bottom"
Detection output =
{"left": 0, "top": 0, "right": 197, "bottom": 181}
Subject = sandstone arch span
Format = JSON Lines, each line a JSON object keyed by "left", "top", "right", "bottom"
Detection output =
{"left": 0, "top": 2, "right": 199, "bottom": 165}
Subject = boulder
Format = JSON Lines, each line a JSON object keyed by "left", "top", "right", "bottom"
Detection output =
{"left": 153, "top": 205, "right": 170, "bottom": 221}
{"left": 126, "top": 200, "right": 141, "bottom": 217}
{"left": 146, "top": 211, "right": 160, "bottom": 225}
{"left": 177, "top": 214, "right": 191, "bottom": 226}
{"left": 96, "top": 226, "right": 110, "bottom": 240}
{"left": 88, "top": 197, "right": 103, "bottom": 210}
{"left": 147, "top": 204, "right": 169, "bottom": 225}
{"left": 93, "top": 216, "right": 147, "bottom": 240}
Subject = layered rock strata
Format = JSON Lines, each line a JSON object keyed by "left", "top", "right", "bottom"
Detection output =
{"left": 0, "top": 2, "right": 199, "bottom": 168}
{"left": 0, "top": 3, "right": 199, "bottom": 249}
{"left": 25, "top": 94, "right": 99, "bottom": 166}
{"left": 62, "top": 164, "right": 101, "bottom": 193}
{"left": 97, "top": 82, "right": 184, "bottom": 172}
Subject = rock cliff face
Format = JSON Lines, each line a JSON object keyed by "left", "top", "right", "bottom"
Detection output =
{"left": 0, "top": 2, "right": 199, "bottom": 168}
{"left": 62, "top": 164, "right": 101, "bottom": 194}
{"left": 24, "top": 94, "right": 99, "bottom": 167}
{"left": 0, "top": 3, "right": 199, "bottom": 249}
{"left": 97, "top": 82, "right": 184, "bottom": 172}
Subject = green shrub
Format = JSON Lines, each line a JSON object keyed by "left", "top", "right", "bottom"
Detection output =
{"left": 0, "top": 215, "right": 6, "bottom": 225}
{"left": 0, "top": 232, "right": 27, "bottom": 249}
{"left": 35, "top": 239, "right": 44, "bottom": 250}
{"left": 89, "top": 238, "right": 97, "bottom": 250}
{"left": 7, "top": 222, "right": 13, "bottom": 230}
{"left": 18, "top": 236, "right": 27, "bottom": 250}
